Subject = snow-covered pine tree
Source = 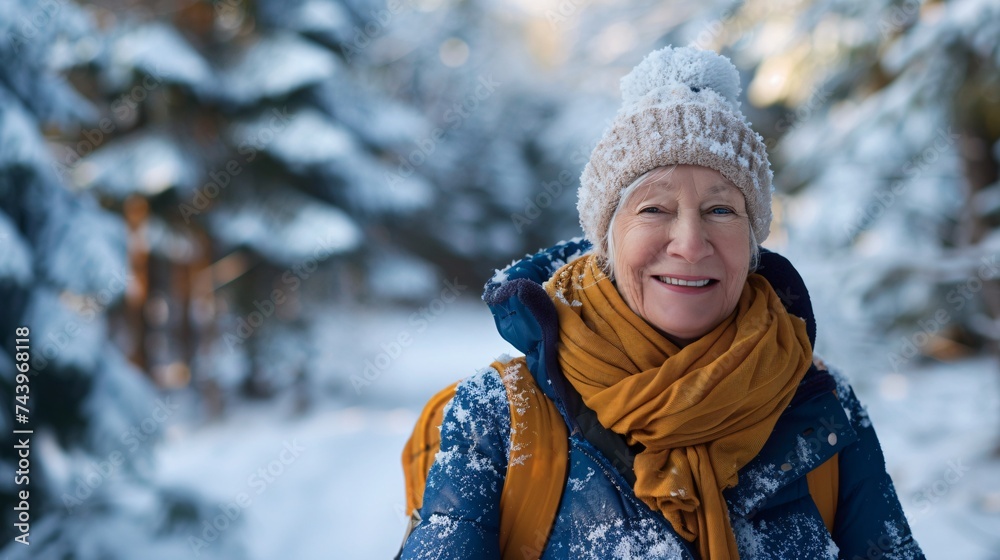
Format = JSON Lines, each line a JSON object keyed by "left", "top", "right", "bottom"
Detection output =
{"left": 68, "top": 7, "right": 354, "bottom": 409}
{"left": 0, "top": 1, "right": 245, "bottom": 558}
{"left": 66, "top": 0, "right": 618, "bottom": 408}
{"left": 58, "top": 0, "right": 431, "bottom": 408}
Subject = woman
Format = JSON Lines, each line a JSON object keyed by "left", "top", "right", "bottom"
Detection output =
{"left": 400, "top": 46, "right": 924, "bottom": 559}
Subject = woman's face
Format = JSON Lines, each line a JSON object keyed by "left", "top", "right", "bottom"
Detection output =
{"left": 610, "top": 165, "right": 751, "bottom": 346}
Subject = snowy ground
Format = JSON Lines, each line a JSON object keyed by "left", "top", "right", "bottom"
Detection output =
{"left": 153, "top": 297, "right": 1000, "bottom": 559}
{"left": 155, "top": 299, "right": 518, "bottom": 559}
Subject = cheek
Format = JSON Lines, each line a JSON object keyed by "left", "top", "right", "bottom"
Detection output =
{"left": 725, "top": 277, "right": 745, "bottom": 310}
{"left": 619, "top": 223, "right": 662, "bottom": 264}
{"left": 613, "top": 254, "right": 645, "bottom": 306}
{"left": 612, "top": 222, "right": 658, "bottom": 306}
{"left": 714, "top": 224, "right": 750, "bottom": 267}
{"left": 715, "top": 228, "right": 750, "bottom": 307}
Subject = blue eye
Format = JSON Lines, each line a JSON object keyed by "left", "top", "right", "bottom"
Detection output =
{"left": 710, "top": 207, "right": 734, "bottom": 215}
{"left": 639, "top": 207, "right": 661, "bottom": 214}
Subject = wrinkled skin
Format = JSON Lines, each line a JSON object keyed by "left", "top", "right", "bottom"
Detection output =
{"left": 610, "top": 165, "right": 751, "bottom": 346}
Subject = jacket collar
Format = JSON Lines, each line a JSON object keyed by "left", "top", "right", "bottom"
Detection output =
{"left": 482, "top": 237, "right": 591, "bottom": 409}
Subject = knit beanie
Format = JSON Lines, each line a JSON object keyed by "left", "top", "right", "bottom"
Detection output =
{"left": 578, "top": 46, "right": 773, "bottom": 259}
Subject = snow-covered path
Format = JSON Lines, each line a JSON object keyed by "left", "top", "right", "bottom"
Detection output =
{"left": 155, "top": 300, "right": 517, "bottom": 559}
{"left": 157, "top": 401, "right": 416, "bottom": 558}
{"left": 154, "top": 299, "right": 1000, "bottom": 559}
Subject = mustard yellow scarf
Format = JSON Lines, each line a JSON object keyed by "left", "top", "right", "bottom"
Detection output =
{"left": 545, "top": 255, "right": 812, "bottom": 559}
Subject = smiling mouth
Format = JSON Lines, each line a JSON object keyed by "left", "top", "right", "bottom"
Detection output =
{"left": 655, "top": 276, "right": 718, "bottom": 287}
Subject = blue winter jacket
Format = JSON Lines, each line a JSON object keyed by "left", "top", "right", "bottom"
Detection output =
{"left": 401, "top": 239, "right": 924, "bottom": 560}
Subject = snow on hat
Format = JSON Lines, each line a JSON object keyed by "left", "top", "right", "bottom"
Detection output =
{"left": 578, "top": 46, "right": 773, "bottom": 259}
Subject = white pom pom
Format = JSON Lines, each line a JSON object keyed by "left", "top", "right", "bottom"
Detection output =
{"left": 620, "top": 46, "right": 742, "bottom": 112}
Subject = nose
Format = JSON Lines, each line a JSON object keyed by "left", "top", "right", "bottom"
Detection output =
{"left": 667, "top": 212, "right": 713, "bottom": 263}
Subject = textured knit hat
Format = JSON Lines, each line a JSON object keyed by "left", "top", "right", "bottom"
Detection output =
{"left": 578, "top": 46, "right": 773, "bottom": 259}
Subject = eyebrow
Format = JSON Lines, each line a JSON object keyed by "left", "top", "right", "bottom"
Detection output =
{"left": 642, "top": 180, "right": 738, "bottom": 196}
{"left": 628, "top": 176, "right": 740, "bottom": 206}
{"left": 704, "top": 183, "right": 740, "bottom": 197}
{"left": 639, "top": 169, "right": 737, "bottom": 193}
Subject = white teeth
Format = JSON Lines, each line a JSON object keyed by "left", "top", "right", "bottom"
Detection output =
{"left": 658, "top": 276, "right": 711, "bottom": 287}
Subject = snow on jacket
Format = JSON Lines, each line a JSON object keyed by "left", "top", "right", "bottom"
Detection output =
{"left": 400, "top": 239, "right": 924, "bottom": 560}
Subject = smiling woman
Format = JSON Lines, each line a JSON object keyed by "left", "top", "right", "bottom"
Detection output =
{"left": 399, "top": 46, "right": 925, "bottom": 560}
{"left": 608, "top": 165, "right": 752, "bottom": 345}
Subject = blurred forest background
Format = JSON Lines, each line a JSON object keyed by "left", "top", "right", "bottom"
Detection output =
{"left": 1, "top": 0, "right": 998, "bottom": 558}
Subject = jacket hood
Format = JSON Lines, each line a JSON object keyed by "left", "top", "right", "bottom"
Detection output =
{"left": 481, "top": 238, "right": 592, "bottom": 408}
